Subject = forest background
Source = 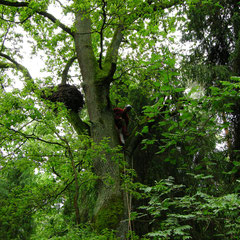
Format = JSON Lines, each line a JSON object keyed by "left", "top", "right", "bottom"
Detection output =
{"left": 0, "top": 0, "right": 240, "bottom": 239}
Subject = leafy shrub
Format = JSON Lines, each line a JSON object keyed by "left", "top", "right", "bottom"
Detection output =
{"left": 140, "top": 177, "right": 240, "bottom": 240}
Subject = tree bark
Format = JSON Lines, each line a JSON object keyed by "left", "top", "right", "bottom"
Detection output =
{"left": 73, "top": 7, "right": 127, "bottom": 236}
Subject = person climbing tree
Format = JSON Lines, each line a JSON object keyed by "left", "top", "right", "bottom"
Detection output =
{"left": 113, "top": 105, "right": 132, "bottom": 145}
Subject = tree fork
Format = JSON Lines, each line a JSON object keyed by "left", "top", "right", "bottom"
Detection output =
{"left": 73, "top": 6, "right": 128, "bottom": 236}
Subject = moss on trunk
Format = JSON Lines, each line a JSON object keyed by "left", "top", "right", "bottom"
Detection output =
{"left": 94, "top": 194, "right": 124, "bottom": 231}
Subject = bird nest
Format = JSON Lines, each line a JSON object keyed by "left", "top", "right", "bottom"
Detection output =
{"left": 42, "top": 84, "right": 84, "bottom": 112}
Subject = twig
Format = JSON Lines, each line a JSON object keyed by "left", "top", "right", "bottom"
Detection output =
{"left": 0, "top": 23, "right": 11, "bottom": 52}
{"left": 0, "top": 123, "right": 65, "bottom": 147}
{"left": 0, "top": 14, "right": 32, "bottom": 24}
{"left": 52, "top": 166, "right": 62, "bottom": 178}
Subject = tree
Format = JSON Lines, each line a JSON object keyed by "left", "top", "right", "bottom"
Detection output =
{"left": 0, "top": 0, "right": 184, "bottom": 237}
{"left": 182, "top": 0, "right": 240, "bottom": 174}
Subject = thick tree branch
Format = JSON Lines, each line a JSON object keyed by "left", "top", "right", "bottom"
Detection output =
{"left": 68, "top": 111, "right": 90, "bottom": 136}
{"left": 105, "top": 24, "right": 124, "bottom": 66}
{"left": 0, "top": 52, "right": 33, "bottom": 82}
{"left": 99, "top": 0, "right": 107, "bottom": 70}
{"left": 125, "top": 124, "right": 145, "bottom": 159}
{"left": 61, "top": 56, "right": 77, "bottom": 84}
{"left": 74, "top": 11, "right": 97, "bottom": 81}
{"left": 101, "top": 0, "right": 183, "bottom": 82}
{"left": 96, "top": 24, "right": 124, "bottom": 83}
{"left": 0, "top": 0, "right": 27, "bottom": 7}
{"left": 0, "top": 52, "right": 35, "bottom": 89}
{"left": 37, "top": 11, "right": 74, "bottom": 36}
{"left": 0, "top": 0, "right": 74, "bottom": 36}
{"left": 0, "top": 52, "right": 21, "bottom": 66}
{"left": 0, "top": 61, "right": 12, "bottom": 68}
{"left": 0, "top": 53, "right": 89, "bottom": 136}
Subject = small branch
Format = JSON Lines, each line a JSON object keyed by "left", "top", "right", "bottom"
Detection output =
{"left": 99, "top": 0, "right": 107, "bottom": 69}
{"left": 52, "top": 166, "right": 62, "bottom": 178}
{"left": 0, "top": 14, "right": 33, "bottom": 24}
{"left": 61, "top": 56, "right": 77, "bottom": 85}
{"left": 113, "top": 64, "right": 155, "bottom": 81}
{"left": 0, "top": 52, "right": 30, "bottom": 78}
{"left": 30, "top": 177, "right": 96, "bottom": 216}
{"left": 37, "top": 11, "right": 74, "bottom": 37}
{"left": 0, "top": 123, "right": 65, "bottom": 148}
{"left": 55, "top": 0, "right": 65, "bottom": 9}
{"left": 0, "top": 52, "right": 21, "bottom": 66}
{"left": 0, "top": 139, "right": 28, "bottom": 159}
{"left": 49, "top": 178, "right": 75, "bottom": 204}
{"left": 147, "top": 0, "right": 184, "bottom": 10}
{"left": 0, "top": 23, "right": 11, "bottom": 52}
{"left": 0, "top": 52, "right": 35, "bottom": 90}
{"left": 20, "top": 177, "right": 75, "bottom": 218}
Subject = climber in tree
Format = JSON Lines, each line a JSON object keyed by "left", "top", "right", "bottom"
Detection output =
{"left": 113, "top": 105, "right": 132, "bottom": 145}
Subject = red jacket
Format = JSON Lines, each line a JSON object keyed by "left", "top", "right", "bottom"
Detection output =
{"left": 114, "top": 108, "right": 129, "bottom": 123}
{"left": 113, "top": 108, "right": 129, "bottom": 129}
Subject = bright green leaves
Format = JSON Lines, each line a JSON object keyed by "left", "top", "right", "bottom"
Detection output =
{"left": 0, "top": 153, "right": 37, "bottom": 239}
{"left": 0, "top": 86, "right": 90, "bottom": 238}
{"left": 0, "top": 90, "right": 41, "bottom": 129}
{"left": 140, "top": 176, "right": 240, "bottom": 239}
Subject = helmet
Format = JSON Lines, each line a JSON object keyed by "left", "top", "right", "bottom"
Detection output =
{"left": 124, "top": 105, "right": 132, "bottom": 111}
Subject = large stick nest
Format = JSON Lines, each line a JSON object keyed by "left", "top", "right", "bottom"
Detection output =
{"left": 43, "top": 84, "right": 84, "bottom": 112}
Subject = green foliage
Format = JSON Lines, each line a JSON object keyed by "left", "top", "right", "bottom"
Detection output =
{"left": 31, "top": 221, "right": 117, "bottom": 240}
{"left": 94, "top": 195, "right": 124, "bottom": 231}
{"left": 0, "top": 161, "right": 35, "bottom": 239}
{"left": 141, "top": 176, "right": 240, "bottom": 240}
{"left": 1, "top": 0, "right": 240, "bottom": 239}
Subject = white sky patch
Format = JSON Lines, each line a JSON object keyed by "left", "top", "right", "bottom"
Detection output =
{"left": 47, "top": 1, "right": 74, "bottom": 25}
{"left": 34, "top": 168, "right": 45, "bottom": 174}
{"left": 21, "top": 41, "right": 47, "bottom": 79}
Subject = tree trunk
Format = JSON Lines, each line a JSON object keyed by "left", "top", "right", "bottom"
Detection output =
{"left": 73, "top": 7, "right": 128, "bottom": 236}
